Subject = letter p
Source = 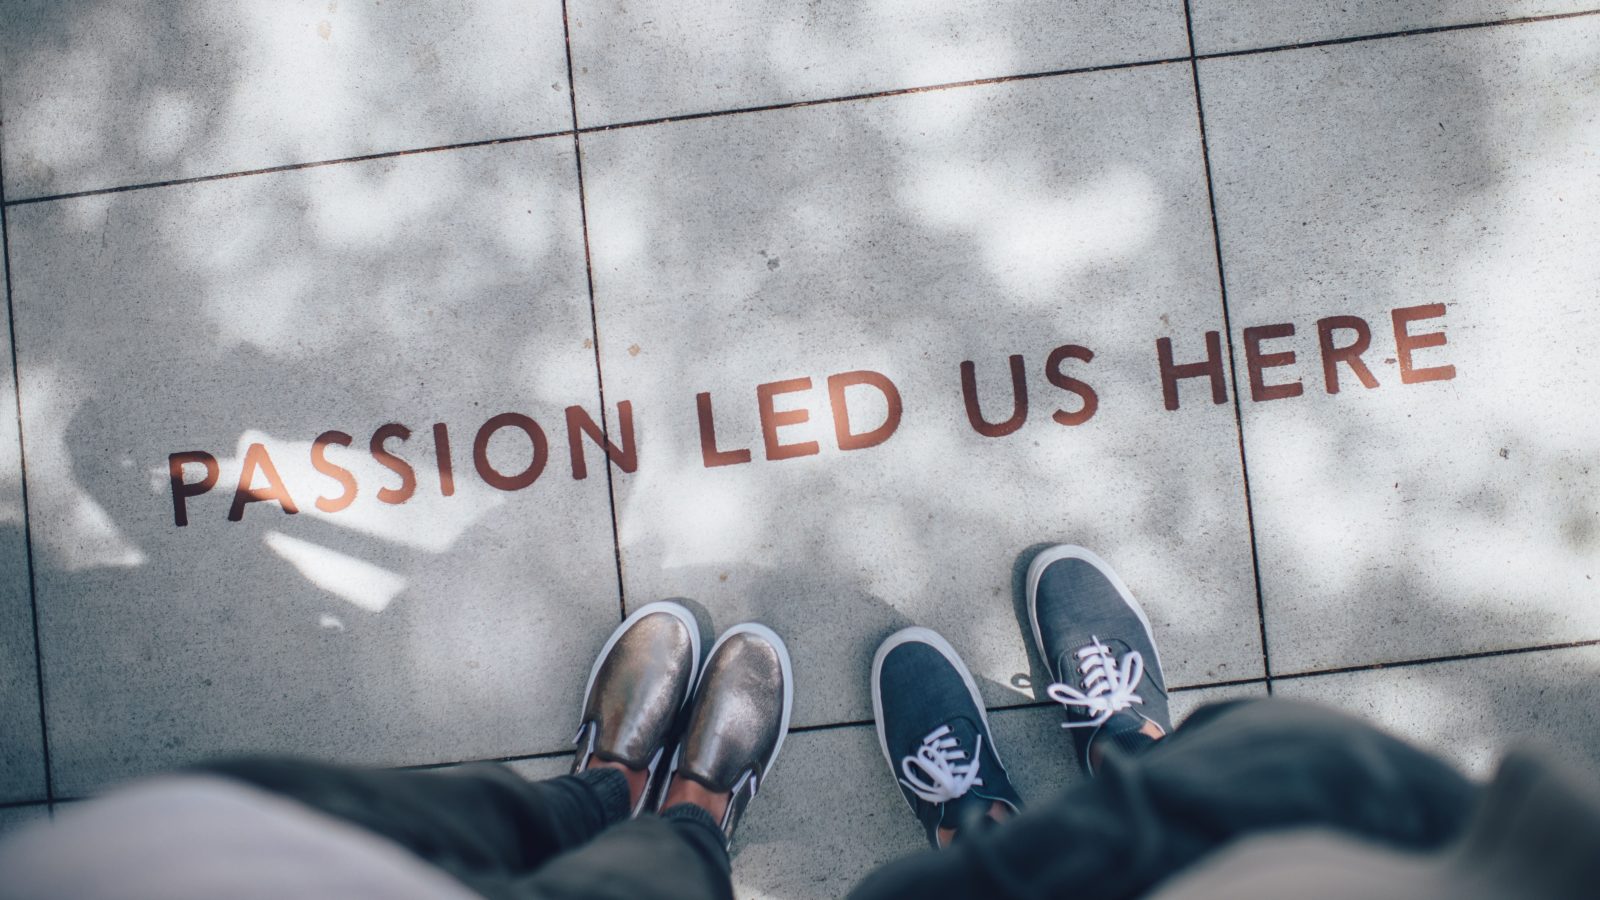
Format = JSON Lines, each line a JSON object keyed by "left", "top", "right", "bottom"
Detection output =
{"left": 169, "top": 451, "right": 219, "bottom": 527}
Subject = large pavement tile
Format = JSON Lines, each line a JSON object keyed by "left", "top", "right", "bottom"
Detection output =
{"left": 567, "top": 0, "right": 1188, "bottom": 126}
{"left": 733, "top": 682, "right": 1264, "bottom": 898}
{"left": 5, "top": 140, "right": 623, "bottom": 796}
{"left": 1189, "top": 0, "right": 1599, "bottom": 54}
{"left": 1, "top": 0, "right": 573, "bottom": 199}
{"left": 584, "top": 66, "right": 1264, "bottom": 730}
{"left": 1277, "top": 645, "right": 1600, "bottom": 778}
{"left": 0, "top": 210, "right": 46, "bottom": 805}
{"left": 0, "top": 803, "right": 50, "bottom": 839}
{"left": 1198, "top": 17, "right": 1600, "bottom": 674}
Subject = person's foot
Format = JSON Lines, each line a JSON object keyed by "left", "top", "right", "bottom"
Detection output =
{"left": 572, "top": 601, "right": 701, "bottom": 815}
{"left": 872, "top": 627, "right": 1021, "bottom": 848}
{"left": 1027, "top": 545, "right": 1171, "bottom": 775}
{"left": 658, "top": 623, "right": 793, "bottom": 847}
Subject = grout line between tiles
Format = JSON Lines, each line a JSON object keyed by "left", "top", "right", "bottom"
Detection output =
{"left": 3, "top": 130, "right": 574, "bottom": 207}
{"left": 1271, "top": 638, "right": 1600, "bottom": 682}
{"left": 1182, "top": 1, "right": 1274, "bottom": 694}
{"left": 560, "top": 0, "right": 628, "bottom": 625}
{"left": 0, "top": 114, "right": 56, "bottom": 803}
{"left": 786, "top": 676, "right": 1275, "bottom": 737}
{"left": 308, "top": 680, "right": 1275, "bottom": 768}
{"left": 1192, "top": 6, "right": 1600, "bottom": 62}
{"left": 0, "top": 56, "right": 1185, "bottom": 208}
{"left": 780, "top": 636, "right": 1600, "bottom": 737}
{"left": 388, "top": 674, "right": 1284, "bottom": 772}
{"left": 35, "top": 641, "right": 1600, "bottom": 795}
{"left": 0, "top": 799, "right": 49, "bottom": 812}
{"left": 6, "top": 6, "right": 1598, "bottom": 208}
{"left": 573, "top": 55, "right": 1190, "bottom": 134}
{"left": 401, "top": 745, "right": 576, "bottom": 773}
{"left": 8, "top": 746, "right": 582, "bottom": 803}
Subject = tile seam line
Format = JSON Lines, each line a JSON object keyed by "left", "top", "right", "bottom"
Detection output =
{"left": 1272, "top": 638, "right": 1600, "bottom": 681}
{"left": 0, "top": 799, "right": 50, "bottom": 812}
{"left": 0, "top": 104, "right": 56, "bottom": 803}
{"left": 300, "top": 681, "right": 1288, "bottom": 773}
{"left": 1, "top": 130, "right": 576, "bottom": 206}
{"left": 764, "top": 636, "right": 1600, "bottom": 736}
{"left": 37, "top": 747, "right": 585, "bottom": 802}
{"left": 506, "top": 2, "right": 1600, "bottom": 133}
{"left": 1191, "top": 6, "right": 1600, "bottom": 62}
{"left": 43, "top": 637, "right": 1599, "bottom": 795}
{"left": 31, "top": 646, "right": 1600, "bottom": 793}
{"left": 785, "top": 677, "right": 1276, "bottom": 736}
{"left": 573, "top": 54, "right": 1191, "bottom": 133}
{"left": 401, "top": 746, "right": 577, "bottom": 772}
{"left": 560, "top": 0, "right": 628, "bottom": 625}
{"left": 1, "top": 55, "right": 1193, "bottom": 207}
{"left": 57, "top": 640, "right": 1595, "bottom": 791}
{"left": 400, "top": 674, "right": 1281, "bottom": 771}
{"left": 8, "top": 5, "right": 1600, "bottom": 205}
{"left": 1182, "top": 0, "right": 1273, "bottom": 694}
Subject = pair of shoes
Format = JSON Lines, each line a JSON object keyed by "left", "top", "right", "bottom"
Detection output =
{"left": 571, "top": 601, "right": 793, "bottom": 845}
{"left": 872, "top": 545, "right": 1171, "bottom": 847}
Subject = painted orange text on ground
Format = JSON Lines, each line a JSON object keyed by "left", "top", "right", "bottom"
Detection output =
{"left": 166, "top": 304, "right": 1454, "bottom": 526}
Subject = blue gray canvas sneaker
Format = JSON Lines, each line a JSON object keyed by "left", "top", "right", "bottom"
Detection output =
{"left": 1027, "top": 545, "right": 1171, "bottom": 774}
{"left": 872, "top": 627, "right": 1022, "bottom": 848}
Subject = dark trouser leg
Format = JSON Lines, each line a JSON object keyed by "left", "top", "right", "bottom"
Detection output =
{"left": 850, "top": 698, "right": 1478, "bottom": 900}
{"left": 512, "top": 804, "right": 732, "bottom": 900}
{"left": 195, "top": 758, "right": 729, "bottom": 900}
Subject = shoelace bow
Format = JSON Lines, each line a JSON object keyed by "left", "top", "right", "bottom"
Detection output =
{"left": 1046, "top": 637, "right": 1146, "bottom": 729}
{"left": 899, "top": 724, "right": 984, "bottom": 804}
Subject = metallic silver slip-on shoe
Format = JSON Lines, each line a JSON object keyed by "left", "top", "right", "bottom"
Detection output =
{"left": 659, "top": 623, "right": 794, "bottom": 846}
{"left": 572, "top": 601, "right": 702, "bottom": 816}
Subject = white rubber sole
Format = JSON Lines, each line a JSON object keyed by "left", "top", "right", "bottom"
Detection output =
{"left": 1025, "top": 545, "right": 1162, "bottom": 677}
{"left": 871, "top": 626, "right": 1004, "bottom": 785}
{"left": 577, "top": 600, "right": 703, "bottom": 728}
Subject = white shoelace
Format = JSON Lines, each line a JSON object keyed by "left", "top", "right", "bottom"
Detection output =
{"left": 899, "top": 724, "right": 984, "bottom": 804}
{"left": 1046, "top": 637, "right": 1146, "bottom": 730}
